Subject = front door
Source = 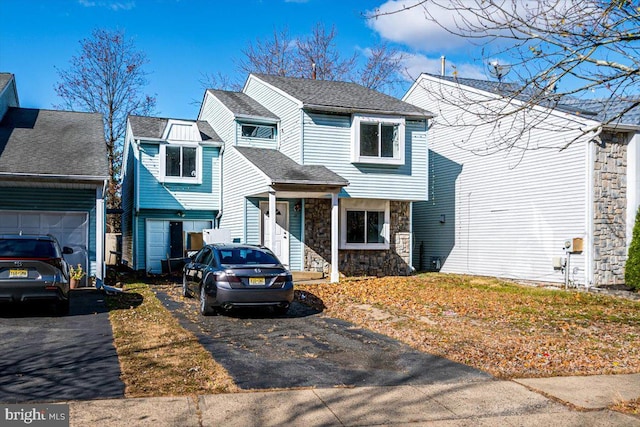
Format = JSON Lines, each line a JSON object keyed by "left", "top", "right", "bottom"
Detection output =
{"left": 260, "top": 201, "right": 289, "bottom": 267}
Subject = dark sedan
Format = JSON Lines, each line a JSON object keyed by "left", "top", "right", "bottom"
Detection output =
{"left": 0, "top": 234, "right": 73, "bottom": 315}
{"left": 183, "top": 243, "right": 294, "bottom": 316}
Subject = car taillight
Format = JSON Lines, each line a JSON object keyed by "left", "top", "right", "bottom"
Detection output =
{"left": 273, "top": 273, "right": 292, "bottom": 284}
{"left": 215, "top": 271, "right": 242, "bottom": 283}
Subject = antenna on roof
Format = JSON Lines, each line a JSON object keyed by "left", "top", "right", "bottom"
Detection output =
{"left": 488, "top": 60, "right": 511, "bottom": 82}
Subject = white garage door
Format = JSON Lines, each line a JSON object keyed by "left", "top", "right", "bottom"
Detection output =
{"left": 0, "top": 210, "right": 89, "bottom": 282}
{"left": 146, "top": 220, "right": 212, "bottom": 274}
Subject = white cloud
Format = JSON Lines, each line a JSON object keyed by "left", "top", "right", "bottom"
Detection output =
{"left": 367, "top": 0, "right": 475, "bottom": 52}
{"left": 78, "top": 0, "right": 135, "bottom": 11}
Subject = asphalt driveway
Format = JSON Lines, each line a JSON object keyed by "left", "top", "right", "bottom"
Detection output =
{"left": 155, "top": 285, "right": 491, "bottom": 390}
{"left": 0, "top": 289, "right": 125, "bottom": 403}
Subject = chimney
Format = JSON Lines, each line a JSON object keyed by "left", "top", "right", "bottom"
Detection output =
{"left": 441, "top": 56, "right": 446, "bottom": 76}
{"left": 312, "top": 63, "right": 316, "bottom": 80}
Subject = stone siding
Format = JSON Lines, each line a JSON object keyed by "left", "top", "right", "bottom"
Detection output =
{"left": 304, "top": 199, "right": 412, "bottom": 277}
{"left": 593, "top": 131, "right": 627, "bottom": 285}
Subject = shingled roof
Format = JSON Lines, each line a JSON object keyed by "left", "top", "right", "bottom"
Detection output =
{"left": 0, "top": 107, "right": 108, "bottom": 179}
{"left": 425, "top": 73, "right": 640, "bottom": 126}
{"left": 235, "top": 146, "right": 348, "bottom": 187}
{"left": 252, "top": 74, "right": 432, "bottom": 119}
{"left": 128, "top": 115, "right": 222, "bottom": 142}
{"left": 207, "top": 90, "right": 279, "bottom": 121}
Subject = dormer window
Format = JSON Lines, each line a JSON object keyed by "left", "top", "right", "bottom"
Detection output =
{"left": 351, "top": 115, "right": 405, "bottom": 165}
{"left": 160, "top": 143, "right": 202, "bottom": 184}
{"left": 241, "top": 124, "right": 276, "bottom": 140}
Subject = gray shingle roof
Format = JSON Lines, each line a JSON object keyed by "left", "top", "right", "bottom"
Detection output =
{"left": 235, "top": 146, "right": 348, "bottom": 187}
{"left": 427, "top": 73, "right": 640, "bottom": 126}
{"left": 207, "top": 90, "right": 279, "bottom": 121}
{"left": 0, "top": 107, "right": 108, "bottom": 178}
{"left": 0, "top": 73, "right": 13, "bottom": 94}
{"left": 129, "top": 115, "right": 222, "bottom": 142}
{"left": 253, "top": 74, "right": 432, "bottom": 118}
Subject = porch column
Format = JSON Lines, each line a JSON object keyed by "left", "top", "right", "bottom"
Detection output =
{"left": 330, "top": 191, "right": 339, "bottom": 283}
{"left": 268, "top": 190, "right": 277, "bottom": 252}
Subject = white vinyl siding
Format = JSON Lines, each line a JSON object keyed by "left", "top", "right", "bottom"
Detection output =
{"left": 199, "top": 91, "right": 236, "bottom": 145}
{"left": 219, "top": 147, "right": 270, "bottom": 242}
{"left": 405, "top": 75, "right": 592, "bottom": 285}
{"left": 243, "top": 78, "right": 302, "bottom": 163}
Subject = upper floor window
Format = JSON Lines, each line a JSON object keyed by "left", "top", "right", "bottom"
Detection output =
{"left": 351, "top": 115, "right": 405, "bottom": 166}
{"left": 241, "top": 124, "right": 276, "bottom": 140}
{"left": 160, "top": 144, "right": 201, "bottom": 184}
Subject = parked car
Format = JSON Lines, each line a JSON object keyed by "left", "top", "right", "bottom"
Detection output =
{"left": 183, "top": 243, "right": 294, "bottom": 315}
{"left": 0, "top": 234, "right": 73, "bottom": 315}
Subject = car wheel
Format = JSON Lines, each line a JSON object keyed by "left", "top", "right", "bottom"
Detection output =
{"left": 199, "top": 285, "right": 215, "bottom": 316}
{"left": 182, "top": 275, "right": 191, "bottom": 298}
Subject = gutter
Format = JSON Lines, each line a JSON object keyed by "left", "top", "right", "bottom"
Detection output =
{"left": 0, "top": 172, "right": 109, "bottom": 182}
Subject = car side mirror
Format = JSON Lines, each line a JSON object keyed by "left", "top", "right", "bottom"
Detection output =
{"left": 62, "top": 246, "right": 74, "bottom": 255}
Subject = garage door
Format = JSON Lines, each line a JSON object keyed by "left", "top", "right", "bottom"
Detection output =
{"left": 0, "top": 211, "right": 88, "bottom": 283}
{"left": 146, "top": 220, "right": 212, "bottom": 273}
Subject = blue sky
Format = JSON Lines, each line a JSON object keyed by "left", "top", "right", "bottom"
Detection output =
{"left": 1, "top": 0, "right": 488, "bottom": 119}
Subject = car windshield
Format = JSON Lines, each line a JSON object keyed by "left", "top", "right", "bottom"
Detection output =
{"left": 0, "top": 239, "right": 58, "bottom": 258}
{"left": 218, "top": 248, "right": 280, "bottom": 266}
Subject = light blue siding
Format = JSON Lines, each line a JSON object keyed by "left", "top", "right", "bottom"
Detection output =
{"left": 138, "top": 143, "right": 220, "bottom": 210}
{"left": 243, "top": 78, "right": 302, "bottom": 163}
{"left": 303, "top": 112, "right": 429, "bottom": 201}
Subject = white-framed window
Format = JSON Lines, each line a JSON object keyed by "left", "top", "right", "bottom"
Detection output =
{"left": 340, "top": 199, "right": 390, "bottom": 250}
{"left": 241, "top": 124, "right": 276, "bottom": 140}
{"left": 160, "top": 143, "right": 202, "bottom": 184}
{"left": 351, "top": 115, "right": 405, "bottom": 165}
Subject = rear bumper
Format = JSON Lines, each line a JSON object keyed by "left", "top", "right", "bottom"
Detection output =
{"left": 0, "top": 282, "right": 69, "bottom": 303}
{"left": 210, "top": 284, "right": 294, "bottom": 307}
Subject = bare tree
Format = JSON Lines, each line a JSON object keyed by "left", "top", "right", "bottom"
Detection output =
{"left": 293, "top": 23, "right": 357, "bottom": 80}
{"left": 369, "top": 0, "right": 640, "bottom": 150}
{"left": 237, "top": 27, "right": 295, "bottom": 78}
{"left": 55, "top": 28, "right": 156, "bottom": 231}
{"left": 221, "top": 22, "right": 404, "bottom": 93}
{"left": 357, "top": 42, "right": 406, "bottom": 93}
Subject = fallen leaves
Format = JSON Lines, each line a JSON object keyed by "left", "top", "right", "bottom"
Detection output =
{"left": 296, "top": 274, "right": 640, "bottom": 379}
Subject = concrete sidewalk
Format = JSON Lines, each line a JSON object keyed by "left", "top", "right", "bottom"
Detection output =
{"left": 67, "top": 374, "right": 640, "bottom": 426}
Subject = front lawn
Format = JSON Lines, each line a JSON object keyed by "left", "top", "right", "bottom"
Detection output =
{"left": 296, "top": 274, "right": 640, "bottom": 379}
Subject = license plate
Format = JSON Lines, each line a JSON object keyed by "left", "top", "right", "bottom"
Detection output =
{"left": 9, "top": 269, "right": 28, "bottom": 278}
{"left": 249, "top": 277, "right": 264, "bottom": 286}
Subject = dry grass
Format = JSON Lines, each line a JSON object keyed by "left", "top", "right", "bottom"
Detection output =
{"left": 296, "top": 274, "right": 640, "bottom": 380}
{"left": 106, "top": 283, "right": 238, "bottom": 397}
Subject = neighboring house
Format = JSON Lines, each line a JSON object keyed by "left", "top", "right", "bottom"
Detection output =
{"left": 123, "top": 73, "right": 432, "bottom": 281}
{"left": 120, "top": 116, "right": 223, "bottom": 274}
{"left": 404, "top": 73, "right": 640, "bottom": 287}
{"left": 0, "top": 73, "right": 109, "bottom": 285}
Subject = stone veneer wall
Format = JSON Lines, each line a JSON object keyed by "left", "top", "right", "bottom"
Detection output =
{"left": 593, "top": 131, "right": 628, "bottom": 285}
{"left": 304, "top": 199, "right": 412, "bottom": 277}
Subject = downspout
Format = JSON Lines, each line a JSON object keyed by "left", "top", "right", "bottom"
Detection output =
{"left": 135, "top": 140, "right": 141, "bottom": 270}
{"left": 216, "top": 143, "right": 225, "bottom": 228}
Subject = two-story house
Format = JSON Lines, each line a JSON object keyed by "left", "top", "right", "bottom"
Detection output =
{"left": 122, "top": 73, "right": 432, "bottom": 281}
{"left": 0, "top": 73, "right": 109, "bottom": 285}
{"left": 121, "top": 116, "right": 223, "bottom": 274}
{"left": 404, "top": 73, "right": 640, "bottom": 287}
